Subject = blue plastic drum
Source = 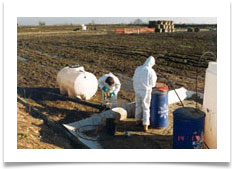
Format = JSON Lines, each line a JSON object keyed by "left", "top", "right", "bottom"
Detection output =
{"left": 173, "top": 107, "right": 206, "bottom": 149}
{"left": 150, "top": 83, "right": 169, "bottom": 128}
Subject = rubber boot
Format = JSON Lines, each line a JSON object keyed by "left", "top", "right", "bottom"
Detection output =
{"left": 143, "top": 125, "right": 149, "bottom": 132}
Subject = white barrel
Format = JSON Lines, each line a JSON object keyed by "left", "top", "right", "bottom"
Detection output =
{"left": 203, "top": 62, "right": 217, "bottom": 149}
{"left": 57, "top": 66, "right": 98, "bottom": 100}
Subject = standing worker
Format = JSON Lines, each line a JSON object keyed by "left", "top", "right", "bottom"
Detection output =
{"left": 133, "top": 56, "right": 157, "bottom": 131}
{"left": 98, "top": 72, "right": 121, "bottom": 108}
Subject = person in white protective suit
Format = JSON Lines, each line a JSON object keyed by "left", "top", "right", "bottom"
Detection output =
{"left": 133, "top": 56, "right": 157, "bottom": 131}
{"left": 98, "top": 73, "right": 121, "bottom": 108}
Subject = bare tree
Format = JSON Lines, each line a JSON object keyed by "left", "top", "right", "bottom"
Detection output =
{"left": 133, "top": 18, "right": 144, "bottom": 25}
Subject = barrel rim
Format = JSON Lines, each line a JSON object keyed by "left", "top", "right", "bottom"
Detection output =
{"left": 173, "top": 107, "right": 206, "bottom": 120}
{"left": 154, "top": 82, "right": 169, "bottom": 92}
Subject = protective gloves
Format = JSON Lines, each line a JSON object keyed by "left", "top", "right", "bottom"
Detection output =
{"left": 110, "top": 92, "right": 115, "bottom": 98}
{"left": 102, "top": 86, "right": 109, "bottom": 92}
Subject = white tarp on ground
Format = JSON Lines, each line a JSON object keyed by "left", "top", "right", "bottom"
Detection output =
{"left": 168, "top": 87, "right": 203, "bottom": 105}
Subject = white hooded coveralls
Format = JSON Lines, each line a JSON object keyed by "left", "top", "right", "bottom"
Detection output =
{"left": 133, "top": 56, "right": 157, "bottom": 125}
{"left": 98, "top": 72, "right": 121, "bottom": 108}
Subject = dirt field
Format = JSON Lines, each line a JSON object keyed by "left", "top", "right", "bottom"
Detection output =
{"left": 17, "top": 102, "right": 74, "bottom": 149}
{"left": 17, "top": 25, "right": 216, "bottom": 149}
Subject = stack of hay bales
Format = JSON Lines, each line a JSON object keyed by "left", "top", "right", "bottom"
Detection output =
{"left": 149, "top": 20, "right": 175, "bottom": 33}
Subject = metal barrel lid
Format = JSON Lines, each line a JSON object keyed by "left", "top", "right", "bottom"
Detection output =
{"left": 173, "top": 107, "right": 206, "bottom": 120}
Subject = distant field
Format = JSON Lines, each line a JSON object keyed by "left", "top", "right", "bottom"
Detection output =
{"left": 17, "top": 25, "right": 217, "bottom": 92}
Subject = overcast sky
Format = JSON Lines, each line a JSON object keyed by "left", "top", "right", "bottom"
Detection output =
{"left": 17, "top": 17, "right": 217, "bottom": 26}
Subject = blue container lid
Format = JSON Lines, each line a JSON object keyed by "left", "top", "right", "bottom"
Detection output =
{"left": 173, "top": 107, "right": 205, "bottom": 120}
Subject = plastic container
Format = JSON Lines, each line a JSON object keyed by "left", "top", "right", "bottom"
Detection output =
{"left": 203, "top": 62, "right": 217, "bottom": 149}
{"left": 173, "top": 107, "right": 206, "bottom": 149}
{"left": 150, "top": 83, "right": 169, "bottom": 128}
{"left": 82, "top": 24, "right": 87, "bottom": 31}
{"left": 57, "top": 66, "right": 98, "bottom": 100}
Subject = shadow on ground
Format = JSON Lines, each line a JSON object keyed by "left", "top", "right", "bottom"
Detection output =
{"left": 17, "top": 87, "right": 97, "bottom": 149}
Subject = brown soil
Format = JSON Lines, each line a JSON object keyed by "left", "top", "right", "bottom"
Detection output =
{"left": 17, "top": 25, "right": 216, "bottom": 149}
{"left": 17, "top": 102, "right": 73, "bottom": 149}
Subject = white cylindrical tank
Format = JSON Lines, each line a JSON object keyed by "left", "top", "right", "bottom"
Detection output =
{"left": 57, "top": 66, "right": 98, "bottom": 100}
{"left": 203, "top": 62, "right": 217, "bottom": 149}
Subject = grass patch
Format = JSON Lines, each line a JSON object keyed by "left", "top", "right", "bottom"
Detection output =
{"left": 18, "top": 133, "right": 27, "bottom": 139}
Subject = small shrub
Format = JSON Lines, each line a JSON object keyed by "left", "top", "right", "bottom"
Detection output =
{"left": 18, "top": 133, "right": 27, "bottom": 139}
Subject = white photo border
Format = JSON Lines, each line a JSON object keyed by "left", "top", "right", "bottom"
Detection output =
{"left": 4, "top": 0, "right": 230, "bottom": 162}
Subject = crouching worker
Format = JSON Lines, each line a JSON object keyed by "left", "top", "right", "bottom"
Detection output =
{"left": 133, "top": 56, "right": 157, "bottom": 131}
{"left": 98, "top": 73, "right": 121, "bottom": 108}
